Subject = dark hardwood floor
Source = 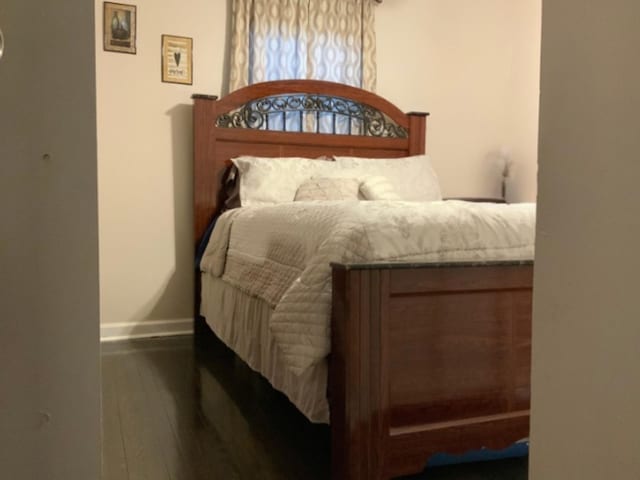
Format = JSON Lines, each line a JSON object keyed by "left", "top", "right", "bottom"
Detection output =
{"left": 101, "top": 335, "right": 528, "bottom": 480}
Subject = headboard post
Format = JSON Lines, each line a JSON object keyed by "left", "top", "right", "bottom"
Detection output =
{"left": 407, "top": 112, "right": 429, "bottom": 155}
{"left": 193, "top": 94, "right": 219, "bottom": 245}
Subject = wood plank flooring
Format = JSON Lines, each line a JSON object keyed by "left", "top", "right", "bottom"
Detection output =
{"left": 101, "top": 336, "right": 528, "bottom": 480}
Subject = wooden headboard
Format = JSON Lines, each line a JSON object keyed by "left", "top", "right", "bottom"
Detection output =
{"left": 192, "top": 79, "right": 428, "bottom": 244}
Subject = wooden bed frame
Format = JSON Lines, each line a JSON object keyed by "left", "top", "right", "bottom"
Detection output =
{"left": 192, "top": 80, "right": 532, "bottom": 480}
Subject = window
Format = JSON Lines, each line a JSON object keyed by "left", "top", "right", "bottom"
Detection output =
{"left": 228, "top": 0, "right": 377, "bottom": 92}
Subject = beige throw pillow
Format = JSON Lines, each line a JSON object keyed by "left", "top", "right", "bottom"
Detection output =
{"left": 359, "top": 176, "right": 402, "bottom": 200}
{"left": 294, "top": 177, "right": 361, "bottom": 201}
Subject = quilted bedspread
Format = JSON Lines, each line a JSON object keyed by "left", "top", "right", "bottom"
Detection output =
{"left": 200, "top": 200, "right": 536, "bottom": 375}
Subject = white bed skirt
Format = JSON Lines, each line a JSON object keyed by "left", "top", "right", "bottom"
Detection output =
{"left": 200, "top": 273, "right": 330, "bottom": 423}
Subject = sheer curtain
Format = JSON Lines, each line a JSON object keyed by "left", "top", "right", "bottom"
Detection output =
{"left": 228, "top": 0, "right": 377, "bottom": 92}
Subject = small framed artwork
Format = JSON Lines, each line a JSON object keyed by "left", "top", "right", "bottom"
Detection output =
{"left": 161, "top": 35, "right": 193, "bottom": 85}
{"left": 103, "top": 2, "right": 137, "bottom": 54}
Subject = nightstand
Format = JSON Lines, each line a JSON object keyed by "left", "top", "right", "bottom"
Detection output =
{"left": 444, "top": 197, "right": 507, "bottom": 204}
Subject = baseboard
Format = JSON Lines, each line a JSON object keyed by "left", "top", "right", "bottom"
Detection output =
{"left": 100, "top": 318, "right": 193, "bottom": 342}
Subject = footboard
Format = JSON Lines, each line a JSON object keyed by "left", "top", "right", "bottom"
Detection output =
{"left": 330, "top": 261, "right": 533, "bottom": 480}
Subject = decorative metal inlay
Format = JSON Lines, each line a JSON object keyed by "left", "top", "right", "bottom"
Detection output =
{"left": 216, "top": 93, "right": 408, "bottom": 138}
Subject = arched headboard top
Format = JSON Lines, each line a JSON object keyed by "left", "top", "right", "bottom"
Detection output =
{"left": 192, "top": 80, "right": 429, "bottom": 243}
{"left": 212, "top": 80, "right": 426, "bottom": 135}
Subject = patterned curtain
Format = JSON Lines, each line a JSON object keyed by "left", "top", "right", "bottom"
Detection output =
{"left": 228, "top": 0, "right": 377, "bottom": 92}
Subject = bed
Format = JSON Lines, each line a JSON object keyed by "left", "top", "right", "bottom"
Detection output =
{"left": 193, "top": 80, "right": 534, "bottom": 480}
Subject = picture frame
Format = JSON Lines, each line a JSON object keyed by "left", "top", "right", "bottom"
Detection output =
{"left": 103, "top": 2, "right": 137, "bottom": 54}
{"left": 161, "top": 35, "right": 193, "bottom": 85}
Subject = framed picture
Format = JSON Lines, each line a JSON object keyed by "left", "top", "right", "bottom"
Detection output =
{"left": 103, "top": 2, "right": 137, "bottom": 54}
{"left": 161, "top": 35, "right": 193, "bottom": 85}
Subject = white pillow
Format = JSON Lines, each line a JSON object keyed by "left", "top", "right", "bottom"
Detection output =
{"left": 333, "top": 154, "right": 442, "bottom": 202}
{"left": 294, "top": 177, "right": 361, "bottom": 201}
{"left": 359, "top": 176, "right": 401, "bottom": 200}
{"left": 231, "top": 156, "right": 337, "bottom": 206}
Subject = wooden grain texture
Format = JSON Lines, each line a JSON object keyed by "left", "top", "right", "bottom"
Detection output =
{"left": 408, "top": 113, "right": 427, "bottom": 156}
{"left": 102, "top": 337, "right": 330, "bottom": 480}
{"left": 102, "top": 337, "right": 528, "bottom": 480}
{"left": 101, "top": 356, "right": 129, "bottom": 480}
{"left": 112, "top": 353, "right": 170, "bottom": 480}
{"left": 193, "top": 95, "right": 221, "bottom": 247}
{"left": 330, "top": 265, "right": 533, "bottom": 480}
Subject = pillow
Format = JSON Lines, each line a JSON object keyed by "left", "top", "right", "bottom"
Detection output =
{"left": 294, "top": 177, "right": 361, "bottom": 201}
{"left": 231, "top": 156, "right": 336, "bottom": 206}
{"left": 333, "top": 154, "right": 442, "bottom": 202}
{"left": 359, "top": 176, "right": 401, "bottom": 200}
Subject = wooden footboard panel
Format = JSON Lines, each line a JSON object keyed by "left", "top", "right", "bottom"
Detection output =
{"left": 330, "top": 262, "right": 533, "bottom": 480}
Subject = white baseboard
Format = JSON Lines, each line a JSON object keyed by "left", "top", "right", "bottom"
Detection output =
{"left": 100, "top": 318, "right": 193, "bottom": 342}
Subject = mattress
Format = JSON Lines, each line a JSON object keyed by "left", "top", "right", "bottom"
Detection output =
{"left": 200, "top": 200, "right": 536, "bottom": 375}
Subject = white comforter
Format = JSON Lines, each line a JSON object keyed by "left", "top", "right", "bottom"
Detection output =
{"left": 200, "top": 200, "right": 535, "bottom": 375}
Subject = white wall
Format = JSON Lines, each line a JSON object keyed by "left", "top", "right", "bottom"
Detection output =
{"left": 96, "top": 0, "right": 541, "bottom": 337}
{"left": 95, "top": 0, "right": 227, "bottom": 338}
{"left": 376, "top": 0, "right": 541, "bottom": 202}
{"left": 530, "top": 1, "right": 640, "bottom": 478}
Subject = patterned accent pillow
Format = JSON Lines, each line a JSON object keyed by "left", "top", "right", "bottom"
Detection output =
{"left": 359, "top": 176, "right": 401, "bottom": 200}
{"left": 294, "top": 177, "right": 361, "bottom": 201}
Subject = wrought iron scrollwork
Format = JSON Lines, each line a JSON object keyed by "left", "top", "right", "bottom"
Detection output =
{"left": 216, "top": 93, "right": 408, "bottom": 138}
